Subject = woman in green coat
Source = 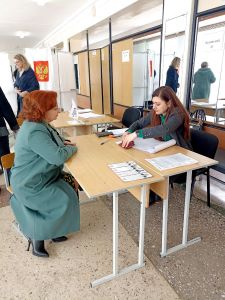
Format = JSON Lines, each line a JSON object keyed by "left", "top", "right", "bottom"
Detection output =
{"left": 192, "top": 62, "right": 216, "bottom": 101}
{"left": 10, "top": 90, "right": 80, "bottom": 258}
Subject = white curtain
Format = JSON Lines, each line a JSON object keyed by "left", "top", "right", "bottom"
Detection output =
{"left": 25, "top": 48, "right": 59, "bottom": 91}
{"left": 0, "top": 52, "right": 17, "bottom": 114}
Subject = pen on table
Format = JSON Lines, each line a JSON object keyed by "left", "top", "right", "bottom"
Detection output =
{"left": 100, "top": 135, "right": 115, "bottom": 145}
{"left": 100, "top": 139, "right": 111, "bottom": 145}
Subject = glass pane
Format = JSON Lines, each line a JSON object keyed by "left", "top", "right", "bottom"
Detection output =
{"left": 191, "top": 13, "right": 225, "bottom": 125}
{"left": 111, "top": 0, "right": 163, "bottom": 41}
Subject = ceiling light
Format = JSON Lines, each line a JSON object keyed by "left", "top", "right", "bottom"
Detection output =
{"left": 15, "top": 31, "right": 30, "bottom": 39}
{"left": 32, "top": 0, "right": 51, "bottom": 6}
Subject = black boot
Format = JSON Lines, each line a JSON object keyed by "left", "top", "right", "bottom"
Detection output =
{"left": 149, "top": 191, "right": 161, "bottom": 206}
{"left": 27, "top": 239, "right": 49, "bottom": 257}
{"left": 52, "top": 236, "right": 68, "bottom": 243}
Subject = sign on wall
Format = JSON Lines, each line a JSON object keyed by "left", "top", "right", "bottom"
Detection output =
{"left": 122, "top": 50, "right": 130, "bottom": 62}
{"left": 34, "top": 61, "right": 49, "bottom": 82}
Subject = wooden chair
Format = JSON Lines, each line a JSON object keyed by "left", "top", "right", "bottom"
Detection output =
{"left": 0, "top": 153, "right": 15, "bottom": 194}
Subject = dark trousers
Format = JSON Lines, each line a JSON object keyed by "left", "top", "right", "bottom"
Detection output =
{"left": 0, "top": 135, "right": 10, "bottom": 169}
{"left": 17, "top": 96, "right": 23, "bottom": 117}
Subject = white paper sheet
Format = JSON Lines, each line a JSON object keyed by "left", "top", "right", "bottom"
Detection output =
{"left": 108, "top": 128, "right": 128, "bottom": 137}
{"left": 108, "top": 161, "right": 152, "bottom": 182}
{"left": 77, "top": 108, "right": 92, "bottom": 114}
{"left": 133, "top": 137, "right": 176, "bottom": 153}
{"left": 145, "top": 153, "right": 198, "bottom": 170}
{"left": 79, "top": 112, "right": 102, "bottom": 119}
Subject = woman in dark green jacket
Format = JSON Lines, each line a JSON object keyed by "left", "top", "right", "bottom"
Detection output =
{"left": 192, "top": 62, "right": 216, "bottom": 100}
{"left": 10, "top": 90, "right": 80, "bottom": 258}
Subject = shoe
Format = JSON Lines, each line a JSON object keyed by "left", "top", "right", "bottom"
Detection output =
{"left": 52, "top": 236, "right": 68, "bottom": 243}
{"left": 27, "top": 239, "right": 49, "bottom": 257}
{"left": 149, "top": 192, "right": 161, "bottom": 206}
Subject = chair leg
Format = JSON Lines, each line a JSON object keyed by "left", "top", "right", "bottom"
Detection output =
{"left": 206, "top": 167, "right": 210, "bottom": 207}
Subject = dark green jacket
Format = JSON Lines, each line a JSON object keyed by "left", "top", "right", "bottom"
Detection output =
{"left": 192, "top": 68, "right": 216, "bottom": 100}
{"left": 10, "top": 121, "right": 80, "bottom": 240}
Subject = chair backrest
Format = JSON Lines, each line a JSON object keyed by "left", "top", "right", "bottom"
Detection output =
{"left": 122, "top": 107, "right": 142, "bottom": 128}
{"left": 190, "top": 129, "right": 219, "bottom": 159}
{"left": 1, "top": 153, "right": 15, "bottom": 193}
{"left": 190, "top": 109, "right": 206, "bottom": 121}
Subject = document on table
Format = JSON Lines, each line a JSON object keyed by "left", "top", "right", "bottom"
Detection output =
{"left": 108, "top": 128, "right": 128, "bottom": 137}
{"left": 133, "top": 137, "right": 176, "bottom": 153}
{"left": 79, "top": 112, "right": 102, "bottom": 118}
{"left": 77, "top": 108, "right": 92, "bottom": 114}
{"left": 145, "top": 153, "right": 198, "bottom": 170}
{"left": 108, "top": 161, "right": 152, "bottom": 182}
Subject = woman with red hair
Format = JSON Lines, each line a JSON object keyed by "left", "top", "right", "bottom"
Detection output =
{"left": 10, "top": 90, "right": 80, "bottom": 257}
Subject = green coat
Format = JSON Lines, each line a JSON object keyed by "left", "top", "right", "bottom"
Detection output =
{"left": 192, "top": 68, "right": 216, "bottom": 100}
{"left": 10, "top": 121, "right": 80, "bottom": 240}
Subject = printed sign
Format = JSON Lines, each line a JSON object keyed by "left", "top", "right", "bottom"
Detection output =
{"left": 122, "top": 50, "right": 130, "bottom": 62}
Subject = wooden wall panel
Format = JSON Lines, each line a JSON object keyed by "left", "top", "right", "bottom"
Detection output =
{"left": 101, "top": 46, "right": 111, "bottom": 114}
{"left": 77, "top": 94, "right": 91, "bottom": 108}
{"left": 78, "top": 52, "right": 90, "bottom": 96}
{"left": 89, "top": 49, "right": 102, "bottom": 114}
{"left": 112, "top": 39, "right": 133, "bottom": 107}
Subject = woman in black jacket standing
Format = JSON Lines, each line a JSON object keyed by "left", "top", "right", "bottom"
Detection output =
{"left": 165, "top": 57, "right": 181, "bottom": 93}
{"left": 0, "top": 87, "right": 19, "bottom": 172}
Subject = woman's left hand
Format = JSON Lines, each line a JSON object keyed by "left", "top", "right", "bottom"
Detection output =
{"left": 121, "top": 132, "right": 137, "bottom": 148}
{"left": 64, "top": 140, "right": 76, "bottom": 146}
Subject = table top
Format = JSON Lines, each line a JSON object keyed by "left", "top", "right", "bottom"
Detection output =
{"left": 126, "top": 144, "right": 218, "bottom": 177}
{"left": 51, "top": 111, "right": 119, "bottom": 129}
{"left": 65, "top": 135, "right": 163, "bottom": 198}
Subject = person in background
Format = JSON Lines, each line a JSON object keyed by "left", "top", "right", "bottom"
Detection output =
{"left": 165, "top": 57, "right": 181, "bottom": 93}
{"left": 10, "top": 90, "right": 80, "bottom": 258}
{"left": 14, "top": 54, "right": 39, "bottom": 116}
{"left": 0, "top": 87, "right": 19, "bottom": 175}
{"left": 192, "top": 62, "right": 216, "bottom": 101}
{"left": 121, "top": 86, "right": 191, "bottom": 204}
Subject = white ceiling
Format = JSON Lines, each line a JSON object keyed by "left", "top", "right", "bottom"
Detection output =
{"left": 0, "top": 0, "right": 92, "bottom": 52}
{"left": 0, "top": 0, "right": 163, "bottom": 53}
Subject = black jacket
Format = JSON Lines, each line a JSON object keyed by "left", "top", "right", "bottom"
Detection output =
{"left": 0, "top": 87, "right": 19, "bottom": 137}
{"left": 165, "top": 66, "right": 179, "bottom": 93}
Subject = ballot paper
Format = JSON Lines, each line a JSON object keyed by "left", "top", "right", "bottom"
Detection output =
{"left": 108, "top": 161, "right": 152, "bottom": 182}
{"left": 77, "top": 108, "right": 92, "bottom": 114}
{"left": 133, "top": 137, "right": 176, "bottom": 153}
{"left": 79, "top": 112, "right": 102, "bottom": 118}
{"left": 108, "top": 128, "right": 128, "bottom": 137}
{"left": 145, "top": 153, "right": 198, "bottom": 170}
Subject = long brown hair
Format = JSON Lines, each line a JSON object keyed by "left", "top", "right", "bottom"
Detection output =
{"left": 151, "top": 86, "right": 190, "bottom": 140}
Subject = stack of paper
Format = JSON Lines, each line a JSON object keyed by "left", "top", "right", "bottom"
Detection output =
{"left": 108, "top": 128, "right": 128, "bottom": 137}
{"left": 77, "top": 108, "right": 92, "bottom": 114}
{"left": 108, "top": 161, "right": 152, "bottom": 182}
{"left": 145, "top": 153, "right": 198, "bottom": 170}
{"left": 133, "top": 138, "right": 176, "bottom": 153}
{"left": 79, "top": 112, "right": 102, "bottom": 119}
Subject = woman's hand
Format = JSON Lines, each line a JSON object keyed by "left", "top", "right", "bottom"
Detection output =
{"left": 122, "top": 131, "right": 129, "bottom": 139}
{"left": 64, "top": 140, "right": 76, "bottom": 146}
{"left": 121, "top": 132, "right": 137, "bottom": 148}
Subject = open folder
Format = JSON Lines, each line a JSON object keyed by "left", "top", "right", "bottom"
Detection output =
{"left": 133, "top": 137, "right": 176, "bottom": 154}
